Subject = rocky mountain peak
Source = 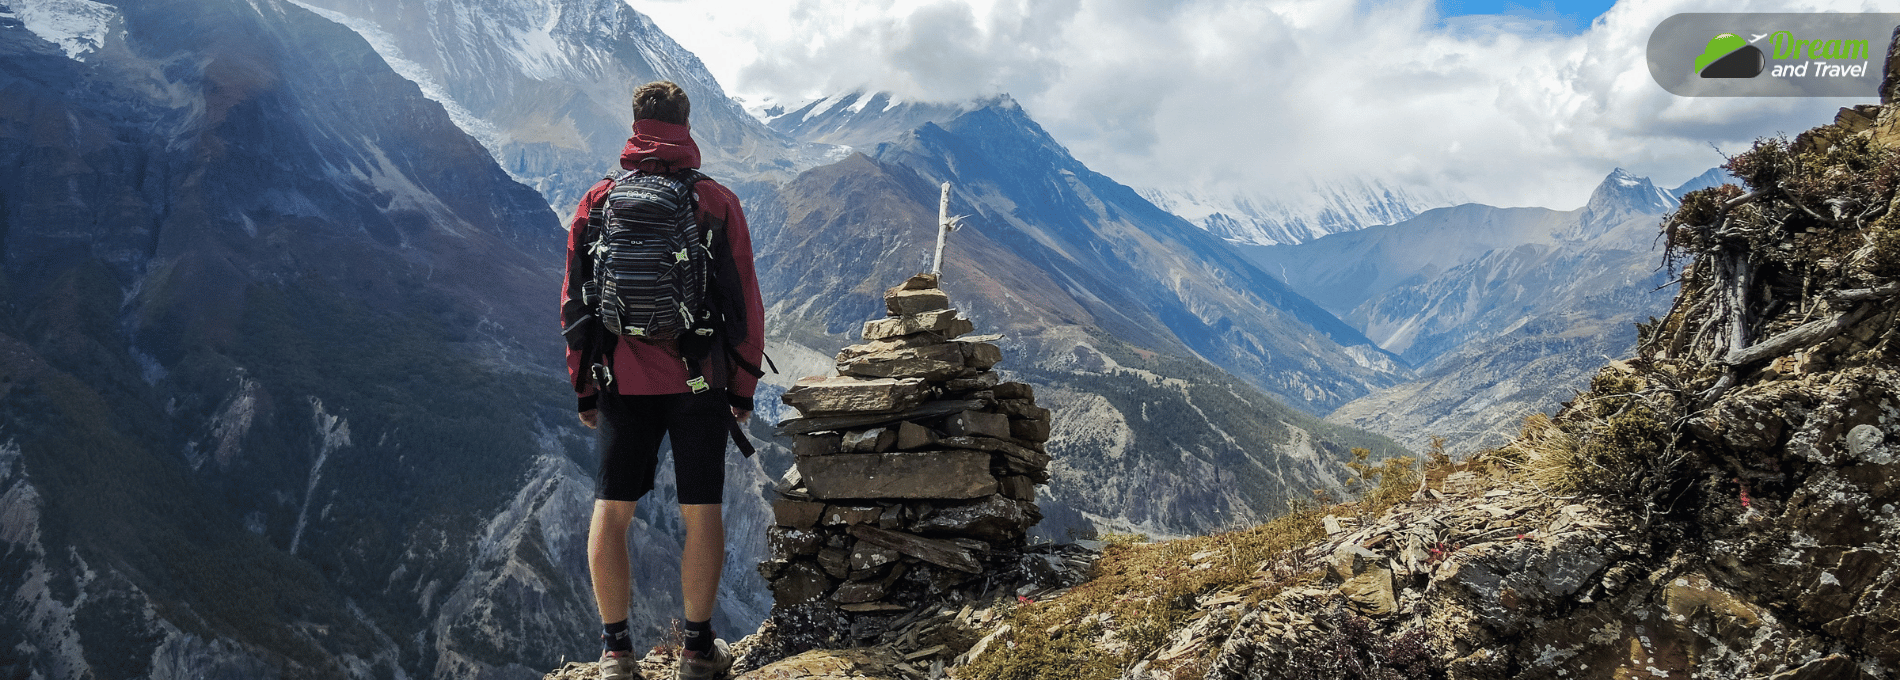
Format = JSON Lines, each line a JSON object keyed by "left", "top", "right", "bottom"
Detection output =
{"left": 1570, "top": 167, "right": 1677, "bottom": 239}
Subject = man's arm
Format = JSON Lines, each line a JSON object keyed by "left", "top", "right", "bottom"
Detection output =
{"left": 564, "top": 178, "right": 616, "bottom": 421}
{"left": 704, "top": 182, "right": 765, "bottom": 414}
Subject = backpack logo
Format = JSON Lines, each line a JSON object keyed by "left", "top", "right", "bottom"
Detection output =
{"left": 587, "top": 171, "right": 714, "bottom": 341}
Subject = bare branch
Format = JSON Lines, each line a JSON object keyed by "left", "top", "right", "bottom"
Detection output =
{"left": 1723, "top": 303, "right": 1871, "bottom": 366}
{"left": 1723, "top": 191, "right": 1761, "bottom": 209}
{"left": 1830, "top": 281, "right": 1899, "bottom": 302}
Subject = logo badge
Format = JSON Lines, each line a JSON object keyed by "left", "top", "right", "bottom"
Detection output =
{"left": 1648, "top": 13, "right": 1899, "bottom": 97}
{"left": 1693, "top": 33, "right": 1765, "bottom": 78}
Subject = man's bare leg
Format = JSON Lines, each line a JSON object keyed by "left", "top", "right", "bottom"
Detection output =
{"left": 589, "top": 499, "right": 639, "bottom": 623}
{"left": 678, "top": 503, "right": 724, "bottom": 622}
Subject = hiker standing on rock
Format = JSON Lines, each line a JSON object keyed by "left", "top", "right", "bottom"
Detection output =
{"left": 560, "top": 80, "right": 766, "bottom": 680}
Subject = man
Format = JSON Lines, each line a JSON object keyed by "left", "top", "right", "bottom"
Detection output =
{"left": 561, "top": 80, "right": 764, "bottom": 680}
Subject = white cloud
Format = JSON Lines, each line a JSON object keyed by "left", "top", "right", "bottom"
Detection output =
{"left": 633, "top": 0, "right": 1888, "bottom": 209}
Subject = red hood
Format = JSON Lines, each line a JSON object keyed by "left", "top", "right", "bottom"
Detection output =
{"left": 620, "top": 119, "right": 702, "bottom": 173}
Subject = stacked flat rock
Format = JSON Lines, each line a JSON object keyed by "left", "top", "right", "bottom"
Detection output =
{"left": 765, "top": 273, "right": 1052, "bottom": 618}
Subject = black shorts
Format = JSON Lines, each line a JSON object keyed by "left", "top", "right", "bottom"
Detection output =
{"left": 595, "top": 389, "right": 729, "bottom": 504}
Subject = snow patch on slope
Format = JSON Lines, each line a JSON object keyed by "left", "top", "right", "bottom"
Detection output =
{"left": 12, "top": 0, "right": 117, "bottom": 61}
{"left": 288, "top": 1, "right": 514, "bottom": 173}
{"left": 1143, "top": 177, "right": 1465, "bottom": 246}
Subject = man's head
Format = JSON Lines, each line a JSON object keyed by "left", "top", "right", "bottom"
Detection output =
{"left": 632, "top": 81, "right": 690, "bottom": 126}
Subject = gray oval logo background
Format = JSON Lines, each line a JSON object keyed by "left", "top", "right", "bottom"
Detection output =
{"left": 1648, "top": 13, "right": 1898, "bottom": 97}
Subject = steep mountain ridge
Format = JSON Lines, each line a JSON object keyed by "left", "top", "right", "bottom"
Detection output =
{"left": 0, "top": 1, "right": 780, "bottom": 678}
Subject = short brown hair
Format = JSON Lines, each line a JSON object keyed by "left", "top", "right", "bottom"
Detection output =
{"left": 632, "top": 81, "right": 690, "bottom": 125}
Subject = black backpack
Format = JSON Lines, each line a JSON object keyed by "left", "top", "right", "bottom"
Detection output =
{"left": 563, "top": 168, "right": 771, "bottom": 455}
{"left": 586, "top": 169, "right": 713, "bottom": 341}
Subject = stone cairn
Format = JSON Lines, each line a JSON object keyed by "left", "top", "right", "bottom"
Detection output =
{"left": 762, "top": 273, "right": 1052, "bottom": 619}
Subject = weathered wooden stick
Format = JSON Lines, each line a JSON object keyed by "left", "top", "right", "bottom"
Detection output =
{"left": 1724, "top": 304, "right": 1870, "bottom": 366}
{"left": 1723, "top": 191, "right": 1761, "bottom": 209}
{"left": 1725, "top": 251, "right": 1752, "bottom": 356}
{"left": 1698, "top": 370, "right": 1737, "bottom": 408}
{"left": 931, "top": 182, "right": 951, "bottom": 276}
{"left": 1832, "top": 281, "right": 1900, "bottom": 302}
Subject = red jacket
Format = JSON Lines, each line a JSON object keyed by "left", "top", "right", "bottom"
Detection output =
{"left": 562, "top": 119, "right": 765, "bottom": 410}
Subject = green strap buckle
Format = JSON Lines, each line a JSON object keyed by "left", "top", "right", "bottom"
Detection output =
{"left": 687, "top": 376, "right": 710, "bottom": 394}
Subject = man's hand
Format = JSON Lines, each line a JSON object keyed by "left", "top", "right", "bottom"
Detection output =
{"left": 580, "top": 409, "right": 599, "bottom": 429}
{"left": 731, "top": 407, "right": 751, "bottom": 423}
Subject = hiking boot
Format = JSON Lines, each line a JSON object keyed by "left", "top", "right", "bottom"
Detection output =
{"left": 598, "top": 649, "right": 644, "bottom": 680}
{"left": 675, "top": 639, "right": 733, "bottom": 680}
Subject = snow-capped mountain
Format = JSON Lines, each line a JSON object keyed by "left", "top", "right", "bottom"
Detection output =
{"left": 1141, "top": 177, "right": 1465, "bottom": 246}
{"left": 289, "top": 0, "right": 807, "bottom": 211}
{"left": 1568, "top": 167, "right": 1679, "bottom": 242}
{"left": 759, "top": 90, "right": 985, "bottom": 151}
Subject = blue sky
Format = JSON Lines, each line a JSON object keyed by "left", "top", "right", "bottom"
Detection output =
{"left": 1439, "top": 0, "right": 1619, "bottom": 32}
